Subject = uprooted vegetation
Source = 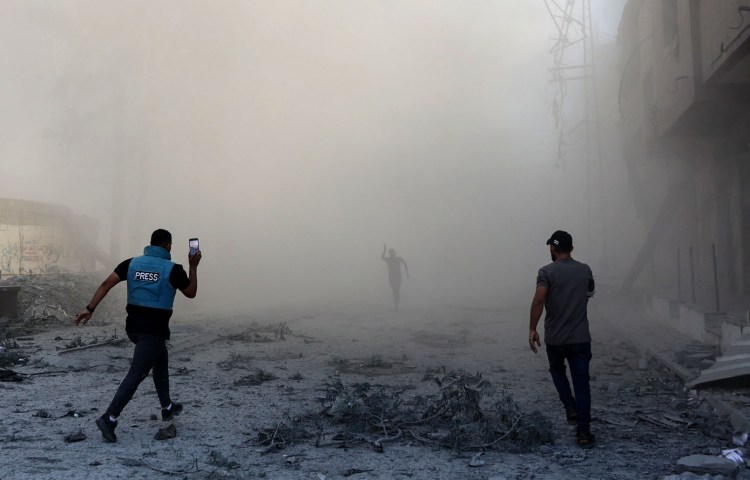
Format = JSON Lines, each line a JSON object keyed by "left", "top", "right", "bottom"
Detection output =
{"left": 255, "top": 370, "right": 553, "bottom": 453}
{"left": 223, "top": 321, "right": 294, "bottom": 344}
{"left": 233, "top": 368, "right": 277, "bottom": 386}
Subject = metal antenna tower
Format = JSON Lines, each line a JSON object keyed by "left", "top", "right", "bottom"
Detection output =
{"left": 544, "top": 0, "right": 604, "bottom": 263}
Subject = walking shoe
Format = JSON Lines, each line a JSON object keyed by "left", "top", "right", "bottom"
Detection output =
{"left": 95, "top": 414, "right": 117, "bottom": 443}
{"left": 576, "top": 430, "right": 595, "bottom": 449}
{"left": 161, "top": 402, "right": 183, "bottom": 421}
{"left": 566, "top": 408, "right": 578, "bottom": 424}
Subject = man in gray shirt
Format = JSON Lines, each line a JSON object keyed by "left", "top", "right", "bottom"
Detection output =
{"left": 529, "top": 230, "right": 595, "bottom": 448}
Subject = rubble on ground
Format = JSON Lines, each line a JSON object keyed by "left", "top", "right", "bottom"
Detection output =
{"left": 0, "top": 273, "right": 123, "bottom": 336}
{"left": 255, "top": 370, "right": 553, "bottom": 454}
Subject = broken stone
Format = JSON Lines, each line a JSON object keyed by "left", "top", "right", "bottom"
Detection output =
{"left": 683, "top": 353, "right": 714, "bottom": 368}
{"left": 38, "top": 354, "right": 89, "bottom": 371}
{"left": 64, "top": 431, "right": 86, "bottom": 443}
{"left": 674, "top": 454, "right": 739, "bottom": 477}
{"left": 469, "top": 452, "right": 485, "bottom": 467}
{"left": 32, "top": 409, "right": 50, "bottom": 418}
{"left": 207, "top": 450, "right": 240, "bottom": 469}
{"left": 732, "top": 432, "right": 748, "bottom": 446}
{"left": 154, "top": 423, "right": 177, "bottom": 440}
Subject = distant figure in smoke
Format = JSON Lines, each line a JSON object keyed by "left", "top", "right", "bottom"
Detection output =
{"left": 74, "top": 229, "right": 202, "bottom": 443}
{"left": 381, "top": 243, "right": 409, "bottom": 311}
{"left": 528, "top": 230, "right": 596, "bottom": 449}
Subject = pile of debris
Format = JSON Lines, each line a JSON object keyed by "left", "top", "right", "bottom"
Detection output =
{"left": 0, "top": 273, "right": 123, "bottom": 333}
{"left": 256, "top": 370, "right": 553, "bottom": 454}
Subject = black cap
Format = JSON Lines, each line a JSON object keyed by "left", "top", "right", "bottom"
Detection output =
{"left": 546, "top": 230, "right": 572, "bottom": 249}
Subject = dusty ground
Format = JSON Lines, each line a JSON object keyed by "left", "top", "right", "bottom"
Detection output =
{"left": 0, "top": 297, "right": 740, "bottom": 479}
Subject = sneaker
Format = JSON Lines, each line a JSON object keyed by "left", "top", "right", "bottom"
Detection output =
{"left": 95, "top": 414, "right": 117, "bottom": 443}
{"left": 161, "top": 402, "right": 183, "bottom": 421}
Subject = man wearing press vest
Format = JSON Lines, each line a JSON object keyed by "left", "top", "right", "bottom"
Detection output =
{"left": 528, "top": 230, "right": 595, "bottom": 448}
{"left": 74, "top": 229, "right": 202, "bottom": 443}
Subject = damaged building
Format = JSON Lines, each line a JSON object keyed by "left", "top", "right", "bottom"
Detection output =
{"left": 0, "top": 197, "right": 109, "bottom": 319}
{"left": 618, "top": 1, "right": 750, "bottom": 350}
{"left": 0, "top": 197, "right": 105, "bottom": 277}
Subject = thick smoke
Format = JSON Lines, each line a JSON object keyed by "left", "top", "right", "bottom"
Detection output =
{"left": 0, "top": 1, "right": 628, "bottom": 313}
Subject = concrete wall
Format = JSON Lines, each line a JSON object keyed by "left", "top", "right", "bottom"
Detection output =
{"left": 0, "top": 198, "right": 99, "bottom": 275}
{"left": 619, "top": 0, "right": 696, "bottom": 144}
{"left": 618, "top": 0, "right": 750, "bottom": 298}
{"left": 620, "top": 0, "right": 750, "bottom": 141}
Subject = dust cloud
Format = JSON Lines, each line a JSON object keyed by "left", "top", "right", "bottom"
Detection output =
{"left": 0, "top": 1, "right": 632, "bottom": 315}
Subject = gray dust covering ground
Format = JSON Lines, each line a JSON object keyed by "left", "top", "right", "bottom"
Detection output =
{"left": 0, "top": 277, "right": 741, "bottom": 479}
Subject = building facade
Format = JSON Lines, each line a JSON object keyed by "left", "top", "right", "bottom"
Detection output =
{"left": 618, "top": 0, "right": 750, "bottom": 304}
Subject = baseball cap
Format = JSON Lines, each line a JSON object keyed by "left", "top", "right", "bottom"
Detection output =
{"left": 546, "top": 230, "right": 573, "bottom": 249}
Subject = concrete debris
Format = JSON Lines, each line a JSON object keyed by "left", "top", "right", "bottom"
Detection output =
{"left": 341, "top": 468, "right": 373, "bottom": 477}
{"left": 674, "top": 454, "right": 739, "bottom": 477}
{"left": 36, "top": 354, "right": 89, "bottom": 371}
{"left": 719, "top": 448, "right": 744, "bottom": 466}
{"left": 206, "top": 450, "right": 240, "bottom": 469}
{"left": 732, "top": 432, "right": 748, "bottom": 447}
{"left": 154, "top": 424, "right": 176, "bottom": 440}
{"left": 688, "top": 334, "right": 750, "bottom": 387}
{"left": 468, "top": 452, "right": 485, "bottom": 467}
{"left": 64, "top": 431, "right": 86, "bottom": 443}
{"left": 0, "top": 273, "right": 121, "bottom": 326}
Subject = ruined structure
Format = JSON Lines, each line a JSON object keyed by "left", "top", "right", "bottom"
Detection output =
{"left": 0, "top": 198, "right": 106, "bottom": 276}
{"left": 618, "top": 1, "right": 750, "bottom": 305}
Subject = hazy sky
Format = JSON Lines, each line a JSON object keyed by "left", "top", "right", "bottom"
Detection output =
{"left": 0, "top": 1, "right": 628, "bottom": 311}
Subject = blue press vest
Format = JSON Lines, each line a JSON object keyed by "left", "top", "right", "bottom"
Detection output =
{"left": 126, "top": 246, "right": 177, "bottom": 310}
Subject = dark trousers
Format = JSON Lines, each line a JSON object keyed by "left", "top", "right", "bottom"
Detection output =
{"left": 107, "top": 333, "right": 171, "bottom": 417}
{"left": 545, "top": 342, "right": 592, "bottom": 433}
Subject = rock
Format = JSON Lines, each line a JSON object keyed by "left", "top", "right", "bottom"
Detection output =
{"left": 154, "top": 424, "right": 177, "bottom": 440}
{"left": 39, "top": 354, "right": 88, "bottom": 370}
{"left": 674, "top": 455, "right": 739, "bottom": 477}
{"left": 64, "top": 431, "right": 86, "bottom": 443}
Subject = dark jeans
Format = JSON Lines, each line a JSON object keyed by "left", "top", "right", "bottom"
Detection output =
{"left": 107, "top": 333, "right": 171, "bottom": 417}
{"left": 545, "top": 342, "right": 592, "bottom": 433}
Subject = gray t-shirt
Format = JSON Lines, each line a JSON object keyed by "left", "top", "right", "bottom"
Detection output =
{"left": 536, "top": 258, "right": 594, "bottom": 345}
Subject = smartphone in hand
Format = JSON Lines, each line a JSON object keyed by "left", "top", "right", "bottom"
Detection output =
{"left": 189, "top": 238, "right": 199, "bottom": 256}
